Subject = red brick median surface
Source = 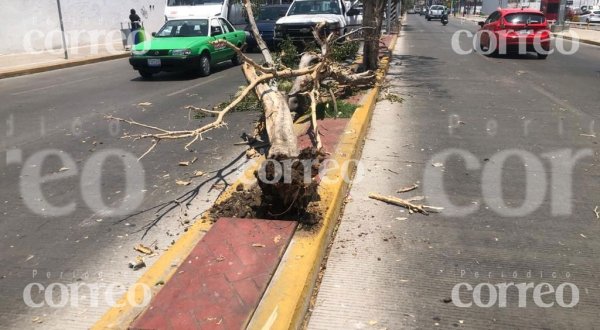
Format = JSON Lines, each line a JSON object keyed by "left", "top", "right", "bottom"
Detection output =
{"left": 130, "top": 218, "right": 297, "bottom": 330}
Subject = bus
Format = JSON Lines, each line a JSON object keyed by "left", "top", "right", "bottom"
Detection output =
{"left": 164, "top": 0, "right": 246, "bottom": 28}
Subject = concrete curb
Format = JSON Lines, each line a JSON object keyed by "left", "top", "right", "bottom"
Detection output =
{"left": 246, "top": 35, "right": 399, "bottom": 330}
{"left": 0, "top": 53, "right": 130, "bottom": 79}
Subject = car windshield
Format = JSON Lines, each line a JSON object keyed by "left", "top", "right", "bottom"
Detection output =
{"left": 288, "top": 0, "right": 341, "bottom": 15}
{"left": 592, "top": 10, "right": 600, "bottom": 14}
{"left": 431, "top": 5, "right": 443, "bottom": 10}
{"left": 258, "top": 6, "right": 288, "bottom": 20}
{"left": 155, "top": 19, "right": 209, "bottom": 37}
{"left": 167, "top": 0, "right": 222, "bottom": 5}
{"left": 504, "top": 13, "right": 545, "bottom": 24}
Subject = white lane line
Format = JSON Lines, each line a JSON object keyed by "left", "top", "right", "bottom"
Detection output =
{"left": 11, "top": 76, "right": 96, "bottom": 96}
{"left": 167, "top": 76, "right": 224, "bottom": 97}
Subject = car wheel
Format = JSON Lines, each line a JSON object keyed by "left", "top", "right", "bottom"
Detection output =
{"left": 537, "top": 53, "right": 548, "bottom": 59}
{"left": 199, "top": 54, "right": 211, "bottom": 77}
{"left": 428, "top": 17, "right": 431, "bottom": 21}
{"left": 139, "top": 70, "right": 153, "bottom": 79}
{"left": 231, "top": 48, "right": 242, "bottom": 66}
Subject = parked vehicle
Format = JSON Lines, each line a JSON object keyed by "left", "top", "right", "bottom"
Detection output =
{"left": 274, "top": 0, "right": 362, "bottom": 45}
{"left": 164, "top": 0, "right": 246, "bottom": 29}
{"left": 427, "top": 5, "right": 446, "bottom": 21}
{"left": 477, "top": 8, "right": 551, "bottom": 59}
{"left": 420, "top": 6, "right": 428, "bottom": 16}
{"left": 129, "top": 17, "right": 246, "bottom": 79}
{"left": 244, "top": 4, "right": 290, "bottom": 50}
{"left": 579, "top": 9, "right": 600, "bottom": 23}
{"left": 407, "top": 8, "right": 416, "bottom": 14}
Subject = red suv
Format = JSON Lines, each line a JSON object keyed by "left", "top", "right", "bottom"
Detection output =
{"left": 477, "top": 8, "right": 552, "bottom": 59}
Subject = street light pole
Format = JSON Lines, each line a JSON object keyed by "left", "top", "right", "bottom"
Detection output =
{"left": 56, "top": 0, "right": 68, "bottom": 59}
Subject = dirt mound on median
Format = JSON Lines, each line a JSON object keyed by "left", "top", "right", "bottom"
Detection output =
{"left": 209, "top": 147, "right": 325, "bottom": 225}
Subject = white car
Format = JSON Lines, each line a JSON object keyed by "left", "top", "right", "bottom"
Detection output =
{"left": 274, "top": 0, "right": 362, "bottom": 44}
{"left": 427, "top": 5, "right": 447, "bottom": 20}
{"left": 579, "top": 10, "right": 600, "bottom": 23}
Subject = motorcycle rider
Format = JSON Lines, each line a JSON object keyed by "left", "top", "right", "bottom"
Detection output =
{"left": 441, "top": 7, "right": 449, "bottom": 25}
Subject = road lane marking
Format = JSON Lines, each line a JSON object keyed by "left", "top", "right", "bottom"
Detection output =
{"left": 11, "top": 76, "right": 96, "bottom": 96}
{"left": 167, "top": 76, "right": 224, "bottom": 97}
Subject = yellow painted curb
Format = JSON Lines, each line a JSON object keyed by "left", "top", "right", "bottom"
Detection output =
{"left": 92, "top": 157, "right": 264, "bottom": 329}
{"left": 0, "top": 53, "right": 129, "bottom": 79}
{"left": 247, "top": 35, "right": 397, "bottom": 330}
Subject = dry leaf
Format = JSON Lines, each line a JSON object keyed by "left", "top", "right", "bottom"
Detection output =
{"left": 395, "top": 217, "right": 408, "bottom": 221}
{"left": 134, "top": 244, "right": 153, "bottom": 255}
{"left": 129, "top": 256, "right": 146, "bottom": 270}
{"left": 252, "top": 243, "right": 266, "bottom": 248}
{"left": 192, "top": 170, "right": 206, "bottom": 177}
{"left": 431, "top": 162, "right": 443, "bottom": 167}
{"left": 179, "top": 157, "right": 198, "bottom": 166}
{"left": 246, "top": 149, "right": 258, "bottom": 158}
{"left": 216, "top": 255, "right": 225, "bottom": 262}
{"left": 273, "top": 235, "right": 282, "bottom": 243}
{"left": 580, "top": 234, "right": 587, "bottom": 238}
{"left": 368, "top": 320, "right": 378, "bottom": 325}
{"left": 58, "top": 167, "right": 69, "bottom": 172}
{"left": 138, "top": 102, "right": 152, "bottom": 106}
{"left": 594, "top": 206, "right": 599, "bottom": 219}
{"left": 176, "top": 180, "right": 192, "bottom": 186}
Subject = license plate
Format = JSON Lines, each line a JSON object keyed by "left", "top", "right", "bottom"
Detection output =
{"left": 518, "top": 29, "right": 533, "bottom": 35}
{"left": 147, "top": 58, "right": 161, "bottom": 67}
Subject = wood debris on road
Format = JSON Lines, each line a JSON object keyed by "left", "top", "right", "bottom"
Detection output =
{"left": 397, "top": 183, "right": 418, "bottom": 193}
{"left": 369, "top": 192, "right": 430, "bottom": 215}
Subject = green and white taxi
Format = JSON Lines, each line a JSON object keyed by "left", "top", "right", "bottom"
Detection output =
{"left": 129, "top": 17, "right": 246, "bottom": 79}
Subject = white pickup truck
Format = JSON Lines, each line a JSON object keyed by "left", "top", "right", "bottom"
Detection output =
{"left": 274, "top": 0, "right": 362, "bottom": 44}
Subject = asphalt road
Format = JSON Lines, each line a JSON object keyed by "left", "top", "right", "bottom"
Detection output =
{"left": 309, "top": 15, "right": 600, "bottom": 329}
{"left": 0, "top": 56, "right": 261, "bottom": 328}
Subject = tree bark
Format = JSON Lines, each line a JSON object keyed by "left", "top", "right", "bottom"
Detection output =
{"left": 362, "top": 0, "right": 387, "bottom": 71}
{"left": 242, "top": 0, "right": 298, "bottom": 159}
{"left": 243, "top": 63, "right": 299, "bottom": 159}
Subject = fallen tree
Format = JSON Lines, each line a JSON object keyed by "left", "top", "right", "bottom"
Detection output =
{"left": 108, "top": 0, "right": 376, "bottom": 223}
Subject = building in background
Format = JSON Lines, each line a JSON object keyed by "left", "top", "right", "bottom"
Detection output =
{"left": 1, "top": 0, "right": 167, "bottom": 55}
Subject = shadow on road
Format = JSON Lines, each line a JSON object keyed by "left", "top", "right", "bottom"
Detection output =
{"left": 129, "top": 62, "right": 240, "bottom": 82}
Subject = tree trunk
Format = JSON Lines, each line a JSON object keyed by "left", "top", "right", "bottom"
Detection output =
{"left": 243, "top": 63, "right": 299, "bottom": 159}
{"left": 362, "top": 0, "right": 386, "bottom": 71}
{"left": 242, "top": 0, "right": 298, "bottom": 159}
